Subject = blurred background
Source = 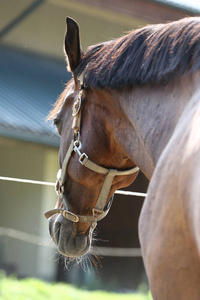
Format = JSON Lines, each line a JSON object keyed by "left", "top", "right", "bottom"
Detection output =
{"left": 0, "top": 0, "right": 199, "bottom": 293}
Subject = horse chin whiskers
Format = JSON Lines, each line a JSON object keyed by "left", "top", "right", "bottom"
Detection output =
{"left": 63, "top": 256, "right": 75, "bottom": 271}
{"left": 62, "top": 253, "right": 91, "bottom": 272}
{"left": 62, "top": 245, "right": 101, "bottom": 273}
{"left": 75, "top": 240, "right": 103, "bottom": 272}
{"left": 89, "top": 247, "right": 102, "bottom": 271}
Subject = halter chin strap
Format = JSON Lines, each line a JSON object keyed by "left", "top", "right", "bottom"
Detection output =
{"left": 44, "top": 86, "right": 139, "bottom": 225}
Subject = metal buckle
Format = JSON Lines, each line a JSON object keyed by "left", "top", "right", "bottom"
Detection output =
{"left": 73, "top": 139, "right": 88, "bottom": 165}
{"left": 62, "top": 211, "right": 79, "bottom": 222}
{"left": 92, "top": 208, "right": 104, "bottom": 220}
{"left": 73, "top": 139, "right": 82, "bottom": 156}
{"left": 79, "top": 153, "right": 88, "bottom": 165}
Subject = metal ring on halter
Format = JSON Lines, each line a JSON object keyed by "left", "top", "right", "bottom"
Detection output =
{"left": 74, "top": 131, "right": 81, "bottom": 144}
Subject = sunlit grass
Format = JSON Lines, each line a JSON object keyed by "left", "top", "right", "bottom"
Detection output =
{"left": 0, "top": 272, "right": 152, "bottom": 300}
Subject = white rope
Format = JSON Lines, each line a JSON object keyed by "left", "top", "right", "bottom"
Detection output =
{"left": 0, "top": 227, "right": 47, "bottom": 245}
{"left": 0, "top": 227, "right": 142, "bottom": 257}
{"left": 0, "top": 176, "right": 147, "bottom": 197}
{"left": 96, "top": 246, "right": 142, "bottom": 257}
{"left": 0, "top": 176, "right": 55, "bottom": 186}
{"left": 115, "top": 190, "right": 147, "bottom": 197}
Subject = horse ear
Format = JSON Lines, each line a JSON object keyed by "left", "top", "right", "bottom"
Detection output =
{"left": 65, "top": 17, "right": 82, "bottom": 73}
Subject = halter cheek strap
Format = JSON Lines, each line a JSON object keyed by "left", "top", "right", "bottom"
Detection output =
{"left": 44, "top": 87, "right": 139, "bottom": 224}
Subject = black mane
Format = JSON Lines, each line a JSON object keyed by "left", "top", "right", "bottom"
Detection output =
{"left": 75, "top": 17, "right": 200, "bottom": 89}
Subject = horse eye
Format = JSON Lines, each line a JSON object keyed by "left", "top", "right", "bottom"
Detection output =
{"left": 53, "top": 119, "right": 60, "bottom": 128}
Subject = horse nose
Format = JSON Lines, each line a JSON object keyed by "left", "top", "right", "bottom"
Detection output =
{"left": 49, "top": 215, "right": 91, "bottom": 257}
{"left": 75, "top": 233, "right": 88, "bottom": 251}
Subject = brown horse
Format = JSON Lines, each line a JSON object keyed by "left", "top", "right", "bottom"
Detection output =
{"left": 45, "top": 17, "right": 200, "bottom": 299}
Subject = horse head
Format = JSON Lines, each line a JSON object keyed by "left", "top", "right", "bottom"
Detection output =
{"left": 45, "top": 17, "right": 139, "bottom": 259}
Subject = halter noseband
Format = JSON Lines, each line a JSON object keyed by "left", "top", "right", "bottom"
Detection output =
{"left": 44, "top": 86, "right": 139, "bottom": 226}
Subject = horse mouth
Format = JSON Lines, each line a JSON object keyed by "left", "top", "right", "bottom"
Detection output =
{"left": 49, "top": 214, "right": 92, "bottom": 258}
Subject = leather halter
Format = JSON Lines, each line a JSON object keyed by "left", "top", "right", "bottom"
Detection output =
{"left": 44, "top": 86, "right": 139, "bottom": 225}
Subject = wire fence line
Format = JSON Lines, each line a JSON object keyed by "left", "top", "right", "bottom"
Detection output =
{"left": 0, "top": 176, "right": 55, "bottom": 187}
{"left": 0, "top": 176, "right": 147, "bottom": 198}
{"left": 0, "top": 227, "right": 46, "bottom": 246}
{"left": 0, "top": 175, "right": 146, "bottom": 258}
{"left": 0, "top": 227, "right": 142, "bottom": 257}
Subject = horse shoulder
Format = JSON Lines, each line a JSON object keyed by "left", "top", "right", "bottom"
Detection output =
{"left": 139, "top": 92, "right": 200, "bottom": 299}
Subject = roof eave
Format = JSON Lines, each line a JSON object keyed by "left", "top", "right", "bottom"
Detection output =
{"left": 0, "top": 127, "right": 60, "bottom": 147}
{"left": 152, "top": 0, "right": 200, "bottom": 14}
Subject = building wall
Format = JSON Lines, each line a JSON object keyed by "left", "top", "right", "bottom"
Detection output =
{"left": 0, "top": 137, "right": 59, "bottom": 280}
{"left": 1, "top": 0, "right": 194, "bottom": 62}
{"left": 0, "top": 0, "right": 147, "bottom": 60}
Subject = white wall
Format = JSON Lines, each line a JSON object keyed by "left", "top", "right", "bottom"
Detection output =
{"left": 0, "top": 137, "right": 59, "bottom": 280}
{"left": 0, "top": 0, "right": 146, "bottom": 59}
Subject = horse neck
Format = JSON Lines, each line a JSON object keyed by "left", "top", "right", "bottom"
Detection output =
{"left": 116, "top": 71, "right": 200, "bottom": 179}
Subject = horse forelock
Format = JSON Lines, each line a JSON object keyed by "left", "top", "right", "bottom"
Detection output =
{"left": 75, "top": 17, "right": 200, "bottom": 89}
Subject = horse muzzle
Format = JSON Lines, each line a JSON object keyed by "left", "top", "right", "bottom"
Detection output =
{"left": 49, "top": 214, "right": 92, "bottom": 257}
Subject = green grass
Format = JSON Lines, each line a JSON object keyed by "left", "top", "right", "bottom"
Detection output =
{"left": 0, "top": 272, "right": 152, "bottom": 300}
